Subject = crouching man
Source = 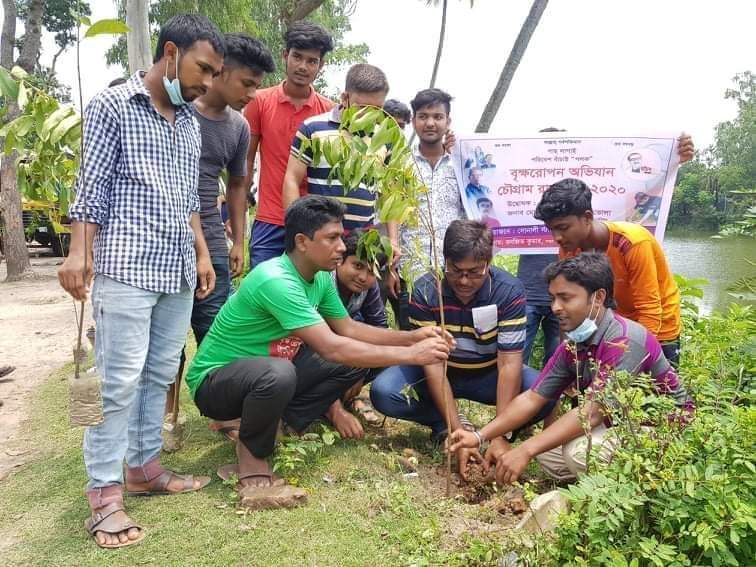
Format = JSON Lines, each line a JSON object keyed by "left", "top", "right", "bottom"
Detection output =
{"left": 185, "top": 195, "right": 452, "bottom": 509}
{"left": 371, "top": 220, "right": 557, "bottom": 479}
{"left": 450, "top": 253, "right": 694, "bottom": 485}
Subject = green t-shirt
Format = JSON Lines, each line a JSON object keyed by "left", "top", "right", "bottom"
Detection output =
{"left": 185, "top": 254, "right": 348, "bottom": 397}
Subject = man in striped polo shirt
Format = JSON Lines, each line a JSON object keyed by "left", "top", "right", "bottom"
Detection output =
{"left": 449, "top": 253, "right": 693, "bottom": 484}
{"left": 371, "top": 220, "right": 556, "bottom": 479}
{"left": 282, "top": 63, "right": 390, "bottom": 231}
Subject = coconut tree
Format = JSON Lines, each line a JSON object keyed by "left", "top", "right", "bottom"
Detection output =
{"left": 475, "top": 0, "right": 549, "bottom": 132}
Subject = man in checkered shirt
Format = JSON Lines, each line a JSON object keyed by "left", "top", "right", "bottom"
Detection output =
{"left": 58, "top": 15, "right": 224, "bottom": 549}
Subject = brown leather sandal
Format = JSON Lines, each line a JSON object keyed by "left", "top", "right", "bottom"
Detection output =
{"left": 216, "top": 464, "right": 285, "bottom": 486}
{"left": 126, "top": 470, "right": 211, "bottom": 496}
{"left": 84, "top": 501, "right": 145, "bottom": 549}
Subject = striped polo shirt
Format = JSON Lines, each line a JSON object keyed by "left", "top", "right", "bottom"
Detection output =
{"left": 531, "top": 309, "right": 694, "bottom": 414}
{"left": 409, "top": 267, "right": 527, "bottom": 378}
{"left": 290, "top": 107, "right": 376, "bottom": 230}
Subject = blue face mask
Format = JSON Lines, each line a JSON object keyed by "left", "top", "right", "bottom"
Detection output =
{"left": 162, "top": 53, "right": 187, "bottom": 106}
{"left": 565, "top": 294, "right": 599, "bottom": 343}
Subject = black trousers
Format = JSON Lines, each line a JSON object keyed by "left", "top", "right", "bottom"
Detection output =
{"left": 194, "top": 346, "right": 368, "bottom": 458}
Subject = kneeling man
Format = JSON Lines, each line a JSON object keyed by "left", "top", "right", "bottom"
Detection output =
{"left": 185, "top": 196, "right": 451, "bottom": 508}
{"left": 450, "top": 253, "right": 693, "bottom": 484}
{"left": 371, "top": 220, "right": 556, "bottom": 479}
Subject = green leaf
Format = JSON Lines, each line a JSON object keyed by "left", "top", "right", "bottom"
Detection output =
{"left": 17, "top": 82, "right": 28, "bottom": 110}
{"left": 79, "top": 15, "right": 92, "bottom": 26}
{"left": 50, "top": 113, "right": 81, "bottom": 145}
{"left": 40, "top": 107, "right": 73, "bottom": 141}
{"left": 84, "top": 19, "right": 130, "bottom": 38}
{"left": 10, "top": 65, "right": 28, "bottom": 80}
{"left": 0, "top": 66, "right": 19, "bottom": 99}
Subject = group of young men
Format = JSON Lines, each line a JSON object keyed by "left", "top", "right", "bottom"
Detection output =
{"left": 56, "top": 14, "right": 696, "bottom": 549}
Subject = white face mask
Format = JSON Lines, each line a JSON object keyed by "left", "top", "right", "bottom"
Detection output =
{"left": 565, "top": 293, "right": 599, "bottom": 343}
{"left": 163, "top": 53, "right": 187, "bottom": 106}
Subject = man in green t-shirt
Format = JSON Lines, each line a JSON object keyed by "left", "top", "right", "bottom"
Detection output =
{"left": 186, "top": 195, "right": 452, "bottom": 510}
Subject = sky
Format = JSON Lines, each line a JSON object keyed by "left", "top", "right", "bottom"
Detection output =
{"left": 2, "top": 0, "right": 755, "bottom": 148}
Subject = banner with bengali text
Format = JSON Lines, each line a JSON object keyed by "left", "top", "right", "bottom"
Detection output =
{"left": 451, "top": 135, "right": 680, "bottom": 254}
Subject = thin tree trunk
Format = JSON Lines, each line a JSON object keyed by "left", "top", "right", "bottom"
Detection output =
{"left": 474, "top": 0, "right": 548, "bottom": 133}
{"left": 50, "top": 44, "right": 65, "bottom": 74}
{"left": 15, "top": 0, "right": 44, "bottom": 73}
{"left": 428, "top": 0, "right": 448, "bottom": 88}
{"left": 1, "top": 0, "right": 16, "bottom": 68}
{"left": 126, "top": 0, "right": 152, "bottom": 74}
{"left": 0, "top": 0, "right": 33, "bottom": 279}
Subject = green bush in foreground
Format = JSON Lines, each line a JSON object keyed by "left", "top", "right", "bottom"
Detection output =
{"left": 524, "top": 302, "right": 755, "bottom": 566}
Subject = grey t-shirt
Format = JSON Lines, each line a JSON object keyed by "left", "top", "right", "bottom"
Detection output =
{"left": 517, "top": 254, "right": 559, "bottom": 306}
{"left": 193, "top": 105, "right": 250, "bottom": 258}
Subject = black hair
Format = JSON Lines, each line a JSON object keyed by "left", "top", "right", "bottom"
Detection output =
{"left": 345, "top": 63, "right": 389, "bottom": 94}
{"left": 476, "top": 197, "right": 493, "bottom": 207}
{"left": 534, "top": 178, "right": 593, "bottom": 222}
{"left": 223, "top": 32, "right": 275, "bottom": 74}
{"left": 443, "top": 220, "right": 493, "bottom": 263}
{"left": 627, "top": 152, "right": 642, "bottom": 160}
{"left": 410, "top": 88, "right": 453, "bottom": 115}
{"left": 543, "top": 252, "right": 616, "bottom": 308}
{"left": 284, "top": 21, "right": 334, "bottom": 58}
{"left": 108, "top": 77, "right": 127, "bottom": 88}
{"left": 469, "top": 167, "right": 482, "bottom": 179}
{"left": 284, "top": 195, "right": 345, "bottom": 253}
{"left": 342, "top": 230, "right": 388, "bottom": 272}
{"left": 154, "top": 14, "right": 225, "bottom": 63}
{"left": 383, "top": 99, "right": 411, "bottom": 124}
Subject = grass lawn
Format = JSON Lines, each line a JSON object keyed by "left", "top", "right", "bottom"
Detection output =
{"left": 0, "top": 358, "right": 548, "bottom": 567}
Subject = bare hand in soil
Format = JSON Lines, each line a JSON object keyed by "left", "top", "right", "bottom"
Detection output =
{"left": 456, "top": 447, "right": 485, "bottom": 481}
{"left": 484, "top": 436, "right": 512, "bottom": 470}
{"left": 495, "top": 445, "right": 531, "bottom": 485}
{"left": 327, "top": 400, "right": 364, "bottom": 439}
{"left": 448, "top": 428, "right": 479, "bottom": 452}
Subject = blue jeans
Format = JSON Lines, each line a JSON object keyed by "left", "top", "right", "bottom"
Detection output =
{"left": 190, "top": 257, "right": 231, "bottom": 345}
{"left": 523, "top": 304, "right": 561, "bottom": 367}
{"left": 249, "top": 220, "right": 285, "bottom": 269}
{"left": 84, "top": 275, "right": 193, "bottom": 489}
{"left": 370, "top": 365, "right": 555, "bottom": 437}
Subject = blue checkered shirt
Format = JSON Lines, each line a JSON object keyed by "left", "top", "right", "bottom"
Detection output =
{"left": 68, "top": 72, "right": 201, "bottom": 293}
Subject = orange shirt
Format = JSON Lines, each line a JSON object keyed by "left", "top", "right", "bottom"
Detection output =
{"left": 561, "top": 221, "right": 681, "bottom": 341}
{"left": 244, "top": 83, "right": 334, "bottom": 226}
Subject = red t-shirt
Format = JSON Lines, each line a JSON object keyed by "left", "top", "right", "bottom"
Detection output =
{"left": 244, "top": 82, "right": 334, "bottom": 226}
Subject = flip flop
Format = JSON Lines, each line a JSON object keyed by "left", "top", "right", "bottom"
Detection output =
{"left": 84, "top": 501, "right": 145, "bottom": 549}
{"left": 126, "top": 470, "right": 211, "bottom": 496}
{"left": 217, "top": 464, "right": 286, "bottom": 486}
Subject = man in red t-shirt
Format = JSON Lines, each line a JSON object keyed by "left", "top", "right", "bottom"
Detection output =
{"left": 243, "top": 22, "right": 335, "bottom": 267}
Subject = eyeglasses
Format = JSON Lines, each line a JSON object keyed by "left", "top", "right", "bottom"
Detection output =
{"left": 444, "top": 263, "right": 489, "bottom": 281}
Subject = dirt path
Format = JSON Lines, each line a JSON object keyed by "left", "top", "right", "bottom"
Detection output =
{"left": 0, "top": 254, "right": 93, "bottom": 481}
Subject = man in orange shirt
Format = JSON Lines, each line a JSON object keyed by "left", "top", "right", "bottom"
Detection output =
{"left": 534, "top": 172, "right": 689, "bottom": 365}
{"left": 243, "top": 22, "right": 334, "bottom": 267}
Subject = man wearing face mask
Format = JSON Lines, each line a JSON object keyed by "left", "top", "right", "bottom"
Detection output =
{"left": 449, "top": 253, "right": 693, "bottom": 485}
{"left": 58, "top": 15, "right": 224, "bottom": 549}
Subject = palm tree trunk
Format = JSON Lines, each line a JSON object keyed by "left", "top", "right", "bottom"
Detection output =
{"left": 429, "top": 0, "right": 448, "bottom": 87}
{"left": 126, "top": 0, "right": 152, "bottom": 73}
{"left": 474, "top": 0, "right": 548, "bottom": 133}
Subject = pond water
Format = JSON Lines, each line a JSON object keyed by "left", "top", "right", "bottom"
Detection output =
{"left": 663, "top": 232, "right": 755, "bottom": 314}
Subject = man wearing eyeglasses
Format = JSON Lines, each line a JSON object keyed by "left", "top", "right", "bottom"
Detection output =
{"left": 370, "top": 220, "right": 556, "bottom": 479}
